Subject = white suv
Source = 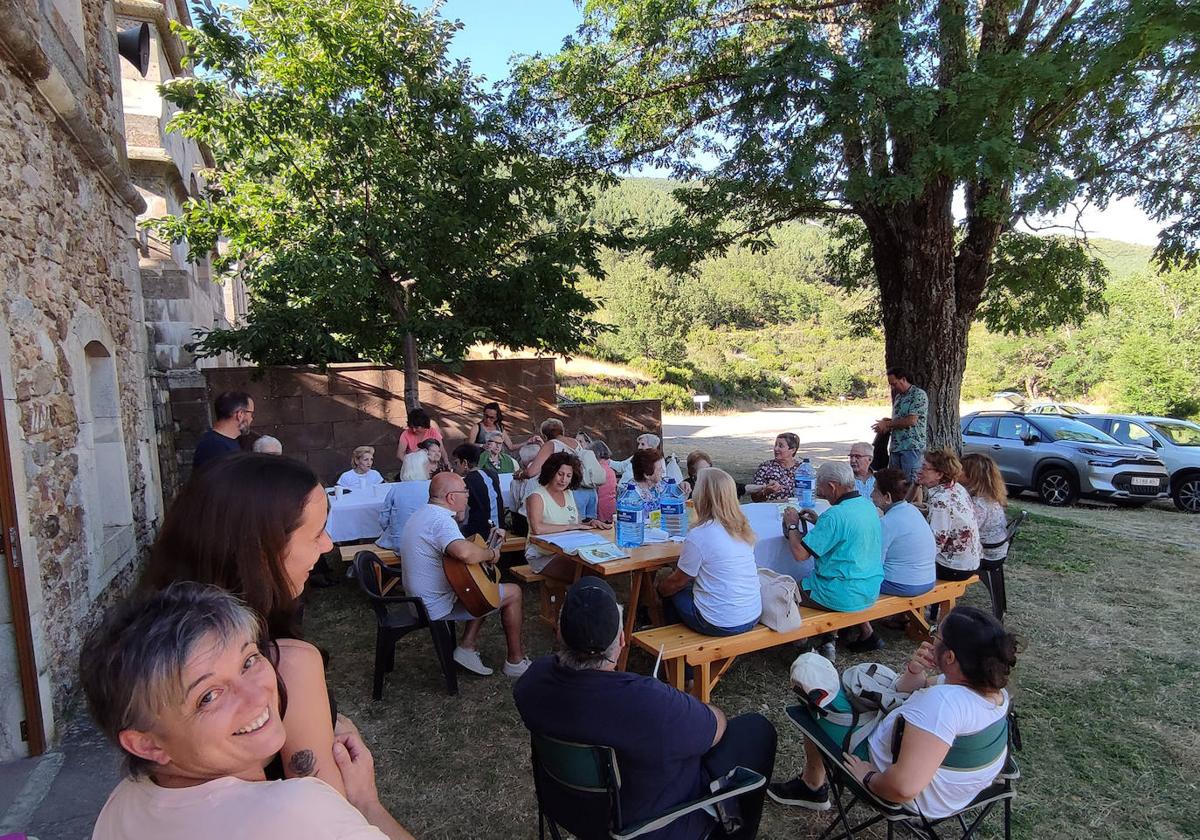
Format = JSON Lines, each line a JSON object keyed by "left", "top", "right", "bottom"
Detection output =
{"left": 1076, "top": 414, "right": 1200, "bottom": 513}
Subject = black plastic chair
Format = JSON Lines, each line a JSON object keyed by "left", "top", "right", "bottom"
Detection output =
{"left": 528, "top": 731, "right": 765, "bottom": 840}
{"left": 351, "top": 550, "right": 458, "bottom": 699}
{"left": 980, "top": 510, "right": 1027, "bottom": 622}
{"left": 784, "top": 704, "right": 1018, "bottom": 840}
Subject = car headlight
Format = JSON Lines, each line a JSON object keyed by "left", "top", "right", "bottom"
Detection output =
{"left": 1087, "top": 460, "right": 1118, "bottom": 467}
{"left": 1079, "top": 447, "right": 1112, "bottom": 457}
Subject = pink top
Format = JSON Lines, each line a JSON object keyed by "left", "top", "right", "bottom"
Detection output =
{"left": 398, "top": 425, "right": 442, "bottom": 454}
{"left": 92, "top": 775, "right": 386, "bottom": 840}
{"left": 597, "top": 461, "right": 618, "bottom": 522}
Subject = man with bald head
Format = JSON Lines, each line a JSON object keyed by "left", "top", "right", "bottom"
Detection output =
{"left": 399, "top": 471, "right": 530, "bottom": 677}
{"left": 848, "top": 442, "right": 876, "bottom": 499}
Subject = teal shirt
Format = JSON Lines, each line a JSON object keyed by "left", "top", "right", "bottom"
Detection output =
{"left": 801, "top": 493, "right": 884, "bottom": 611}
{"left": 890, "top": 385, "right": 928, "bottom": 453}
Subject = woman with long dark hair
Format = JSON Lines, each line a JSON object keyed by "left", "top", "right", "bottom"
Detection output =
{"left": 141, "top": 454, "right": 344, "bottom": 796}
{"left": 771, "top": 605, "right": 1017, "bottom": 818}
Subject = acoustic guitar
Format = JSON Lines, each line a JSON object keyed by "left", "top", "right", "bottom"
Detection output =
{"left": 442, "top": 533, "right": 504, "bottom": 617}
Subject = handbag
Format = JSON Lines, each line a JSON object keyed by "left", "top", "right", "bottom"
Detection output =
{"left": 757, "top": 568, "right": 803, "bottom": 632}
{"left": 576, "top": 446, "right": 608, "bottom": 489}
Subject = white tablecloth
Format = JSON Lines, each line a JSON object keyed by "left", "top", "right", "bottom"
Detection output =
{"left": 742, "top": 499, "right": 830, "bottom": 583}
{"left": 326, "top": 474, "right": 516, "bottom": 543}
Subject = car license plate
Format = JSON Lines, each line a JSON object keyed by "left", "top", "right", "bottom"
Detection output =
{"left": 1131, "top": 476, "right": 1159, "bottom": 487}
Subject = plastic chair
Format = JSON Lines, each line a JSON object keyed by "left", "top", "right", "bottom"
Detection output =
{"left": 783, "top": 704, "right": 1018, "bottom": 840}
{"left": 351, "top": 550, "right": 458, "bottom": 699}
{"left": 528, "top": 731, "right": 765, "bottom": 840}
{"left": 980, "top": 510, "right": 1028, "bottom": 622}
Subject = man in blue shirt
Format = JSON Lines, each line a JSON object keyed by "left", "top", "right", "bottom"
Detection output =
{"left": 192, "top": 391, "right": 254, "bottom": 470}
{"left": 782, "top": 461, "right": 884, "bottom": 660}
{"left": 513, "top": 578, "right": 776, "bottom": 840}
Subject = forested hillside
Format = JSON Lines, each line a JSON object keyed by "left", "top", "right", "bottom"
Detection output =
{"left": 563, "top": 179, "right": 1199, "bottom": 420}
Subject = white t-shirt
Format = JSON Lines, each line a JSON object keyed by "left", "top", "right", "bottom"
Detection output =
{"left": 337, "top": 469, "right": 384, "bottom": 490}
{"left": 971, "top": 497, "right": 1008, "bottom": 562}
{"left": 677, "top": 521, "right": 762, "bottom": 628}
{"left": 880, "top": 501, "right": 937, "bottom": 587}
{"left": 400, "top": 503, "right": 468, "bottom": 620}
{"left": 92, "top": 775, "right": 386, "bottom": 840}
{"left": 867, "top": 682, "right": 1010, "bottom": 819}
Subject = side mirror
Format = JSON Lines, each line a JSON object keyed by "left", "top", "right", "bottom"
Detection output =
{"left": 1022, "top": 434, "right": 1039, "bottom": 446}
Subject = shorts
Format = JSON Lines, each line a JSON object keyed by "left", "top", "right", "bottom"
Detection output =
{"left": 434, "top": 583, "right": 513, "bottom": 622}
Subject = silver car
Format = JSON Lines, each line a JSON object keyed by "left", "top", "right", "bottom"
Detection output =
{"left": 961, "top": 411, "right": 1171, "bottom": 507}
{"left": 1075, "top": 414, "right": 1200, "bottom": 513}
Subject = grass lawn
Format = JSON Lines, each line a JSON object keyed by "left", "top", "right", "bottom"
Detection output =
{"left": 306, "top": 508, "right": 1200, "bottom": 839}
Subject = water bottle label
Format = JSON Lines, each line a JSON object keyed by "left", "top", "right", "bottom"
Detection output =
{"left": 617, "top": 509, "right": 644, "bottom": 525}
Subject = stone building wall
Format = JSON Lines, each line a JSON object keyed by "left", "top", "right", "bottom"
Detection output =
{"left": 0, "top": 0, "right": 162, "bottom": 757}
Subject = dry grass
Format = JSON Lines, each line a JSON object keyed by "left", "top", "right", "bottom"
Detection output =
{"left": 306, "top": 507, "right": 1200, "bottom": 840}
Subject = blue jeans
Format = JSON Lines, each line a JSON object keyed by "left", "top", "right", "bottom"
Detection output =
{"left": 667, "top": 585, "right": 759, "bottom": 636}
{"left": 889, "top": 448, "right": 923, "bottom": 482}
{"left": 575, "top": 487, "right": 598, "bottom": 520}
{"left": 880, "top": 579, "right": 934, "bottom": 597}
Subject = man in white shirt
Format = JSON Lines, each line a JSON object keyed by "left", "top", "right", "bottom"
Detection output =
{"left": 400, "top": 472, "right": 530, "bottom": 677}
{"left": 849, "top": 442, "right": 876, "bottom": 499}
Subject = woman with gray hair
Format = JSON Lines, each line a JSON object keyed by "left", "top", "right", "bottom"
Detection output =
{"left": 82, "top": 583, "right": 413, "bottom": 840}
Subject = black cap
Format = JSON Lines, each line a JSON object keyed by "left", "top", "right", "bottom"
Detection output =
{"left": 559, "top": 577, "right": 621, "bottom": 655}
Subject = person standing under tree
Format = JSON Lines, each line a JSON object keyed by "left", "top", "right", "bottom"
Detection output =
{"left": 872, "top": 368, "right": 928, "bottom": 483}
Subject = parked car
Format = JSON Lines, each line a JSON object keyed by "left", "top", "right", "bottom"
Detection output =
{"left": 961, "top": 411, "right": 1171, "bottom": 507}
{"left": 1073, "top": 414, "right": 1200, "bottom": 513}
{"left": 1024, "top": 401, "right": 1090, "bottom": 416}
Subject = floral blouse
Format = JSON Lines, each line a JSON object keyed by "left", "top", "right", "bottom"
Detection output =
{"left": 971, "top": 496, "right": 1009, "bottom": 563}
{"left": 926, "top": 482, "right": 982, "bottom": 571}
{"left": 752, "top": 459, "right": 799, "bottom": 501}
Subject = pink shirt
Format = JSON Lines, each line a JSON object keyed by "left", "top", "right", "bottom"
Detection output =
{"left": 398, "top": 425, "right": 442, "bottom": 454}
{"left": 597, "top": 461, "right": 618, "bottom": 522}
{"left": 92, "top": 775, "right": 386, "bottom": 840}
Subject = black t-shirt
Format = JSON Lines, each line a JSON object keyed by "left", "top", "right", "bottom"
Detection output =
{"left": 512, "top": 656, "right": 716, "bottom": 840}
{"left": 192, "top": 429, "right": 241, "bottom": 469}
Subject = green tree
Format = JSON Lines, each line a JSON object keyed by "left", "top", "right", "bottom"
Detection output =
{"left": 515, "top": 0, "right": 1199, "bottom": 446}
{"left": 153, "top": 0, "right": 613, "bottom": 407}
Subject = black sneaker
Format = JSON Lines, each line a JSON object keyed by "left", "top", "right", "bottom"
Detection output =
{"left": 767, "top": 777, "right": 831, "bottom": 811}
{"left": 846, "top": 633, "right": 885, "bottom": 654}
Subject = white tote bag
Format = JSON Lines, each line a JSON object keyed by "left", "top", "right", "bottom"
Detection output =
{"left": 757, "top": 568, "right": 803, "bottom": 632}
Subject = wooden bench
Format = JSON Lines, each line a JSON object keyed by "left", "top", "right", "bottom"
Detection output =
{"left": 339, "top": 543, "right": 399, "bottom": 564}
{"left": 632, "top": 577, "right": 978, "bottom": 702}
{"left": 509, "top": 564, "right": 567, "bottom": 627}
{"left": 500, "top": 534, "right": 527, "bottom": 554}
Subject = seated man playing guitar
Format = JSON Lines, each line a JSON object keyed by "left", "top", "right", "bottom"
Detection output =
{"left": 399, "top": 472, "right": 531, "bottom": 678}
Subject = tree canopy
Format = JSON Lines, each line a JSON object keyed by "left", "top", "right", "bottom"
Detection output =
{"left": 154, "top": 0, "right": 614, "bottom": 405}
{"left": 514, "top": 0, "right": 1200, "bottom": 446}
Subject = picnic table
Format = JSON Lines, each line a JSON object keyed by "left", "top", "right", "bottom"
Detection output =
{"left": 742, "top": 499, "right": 831, "bottom": 582}
{"left": 326, "top": 474, "right": 516, "bottom": 543}
{"left": 528, "top": 527, "right": 683, "bottom": 670}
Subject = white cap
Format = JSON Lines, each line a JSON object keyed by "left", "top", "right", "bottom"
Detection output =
{"left": 789, "top": 651, "right": 840, "bottom": 708}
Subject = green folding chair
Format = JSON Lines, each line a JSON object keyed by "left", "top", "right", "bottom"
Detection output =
{"left": 528, "top": 731, "right": 766, "bottom": 840}
{"left": 784, "top": 704, "right": 1019, "bottom": 840}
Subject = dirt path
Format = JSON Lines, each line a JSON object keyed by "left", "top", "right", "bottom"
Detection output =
{"left": 663, "top": 407, "right": 1200, "bottom": 550}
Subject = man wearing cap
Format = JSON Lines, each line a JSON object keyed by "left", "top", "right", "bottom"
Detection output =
{"left": 513, "top": 578, "right": 777, "bottom": 839}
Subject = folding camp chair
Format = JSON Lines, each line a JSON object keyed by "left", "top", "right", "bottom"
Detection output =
{"left": 980, "top": 510, "right": 1028, "bottom": 622}
{"left": 783, "top": 704, "right": 1019, "bottom": 840}
{"left": 352, "top": 550, "right": 458, "bottom": 700}
{"left": 528, "top": 731, "right": 766, "bottom": 840}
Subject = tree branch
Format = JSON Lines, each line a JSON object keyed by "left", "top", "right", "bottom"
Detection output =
{"left": 1031, "top": 0, "right": 1084, "bottom": 55}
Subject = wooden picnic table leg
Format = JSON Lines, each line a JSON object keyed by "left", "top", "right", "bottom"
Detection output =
{"left": 666, "top": 659, "right": 685, "bottom": 691}
{"left": 617, "top": 570, "right": 643, "bottom": 671}
{"left": 694, "top": 661, "right": 712, "bottom": 703}
{"left": 643, "top": 569, "right": 665, "bottom": 627}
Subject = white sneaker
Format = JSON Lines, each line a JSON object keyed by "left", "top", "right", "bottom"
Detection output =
{"left": 502, "top": 657, "right": 532, "bottom": 678}
{"left": 453, "top": 646, "right": 493, "bottom": 676}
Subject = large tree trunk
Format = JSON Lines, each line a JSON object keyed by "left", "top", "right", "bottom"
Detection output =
{"left": 865, "top": 185, "right": 973, "bottom": 452}
{"left": 402, "top": 331, "right": 420, "bottom": 410}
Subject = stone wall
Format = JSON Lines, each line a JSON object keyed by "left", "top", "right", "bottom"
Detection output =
{"left": 0, "top": 0, "right": 162, "bottom": 756}
{"left": 192, "top": 361, "right": 662, "bottom": 486}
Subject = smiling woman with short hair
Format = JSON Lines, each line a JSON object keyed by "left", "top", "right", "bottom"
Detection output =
{"left": 82, "top": 583, "right": 413, "bottom": 840}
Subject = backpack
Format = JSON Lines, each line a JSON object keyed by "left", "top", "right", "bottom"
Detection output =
{"left": 575, "top": 446, "right": 608, "bottom": 489}
{"left": 815, "top": 663, "right": 911, "bottom": 756}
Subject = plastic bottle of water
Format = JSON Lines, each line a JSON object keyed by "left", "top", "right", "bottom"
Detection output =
{"left": 643, "top": 484, "right": 662, "bottom": 531}
{"left": 797, "top": 458, "right": 815, "bottom": 508}
{"left": 615, "top": 483, "right": 646, "bottom": 548}
{"left": 660, "top": 478, "right": 689, "bottom": 538}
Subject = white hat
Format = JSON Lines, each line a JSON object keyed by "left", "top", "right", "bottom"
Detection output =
{"left": 790, "top": 652, "right": 840, "bottom": 708}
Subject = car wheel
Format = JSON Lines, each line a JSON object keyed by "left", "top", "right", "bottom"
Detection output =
{"left": 1037, "top": 468, "right": 1077, "bottom": 507}
{"left": 1174, "top": 476, "right": 1200, "bottom": 514}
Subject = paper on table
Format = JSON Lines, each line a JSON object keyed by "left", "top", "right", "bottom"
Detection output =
{"left": 576, "top": 543, "right": 630, "bottom": 564}
{"left": 536, "top": 530, "right": 612, "bottom": 552}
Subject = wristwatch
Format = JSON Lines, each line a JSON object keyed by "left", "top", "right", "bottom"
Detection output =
{"left": 785, "top": 523, "right": 800, "bottom": 534}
